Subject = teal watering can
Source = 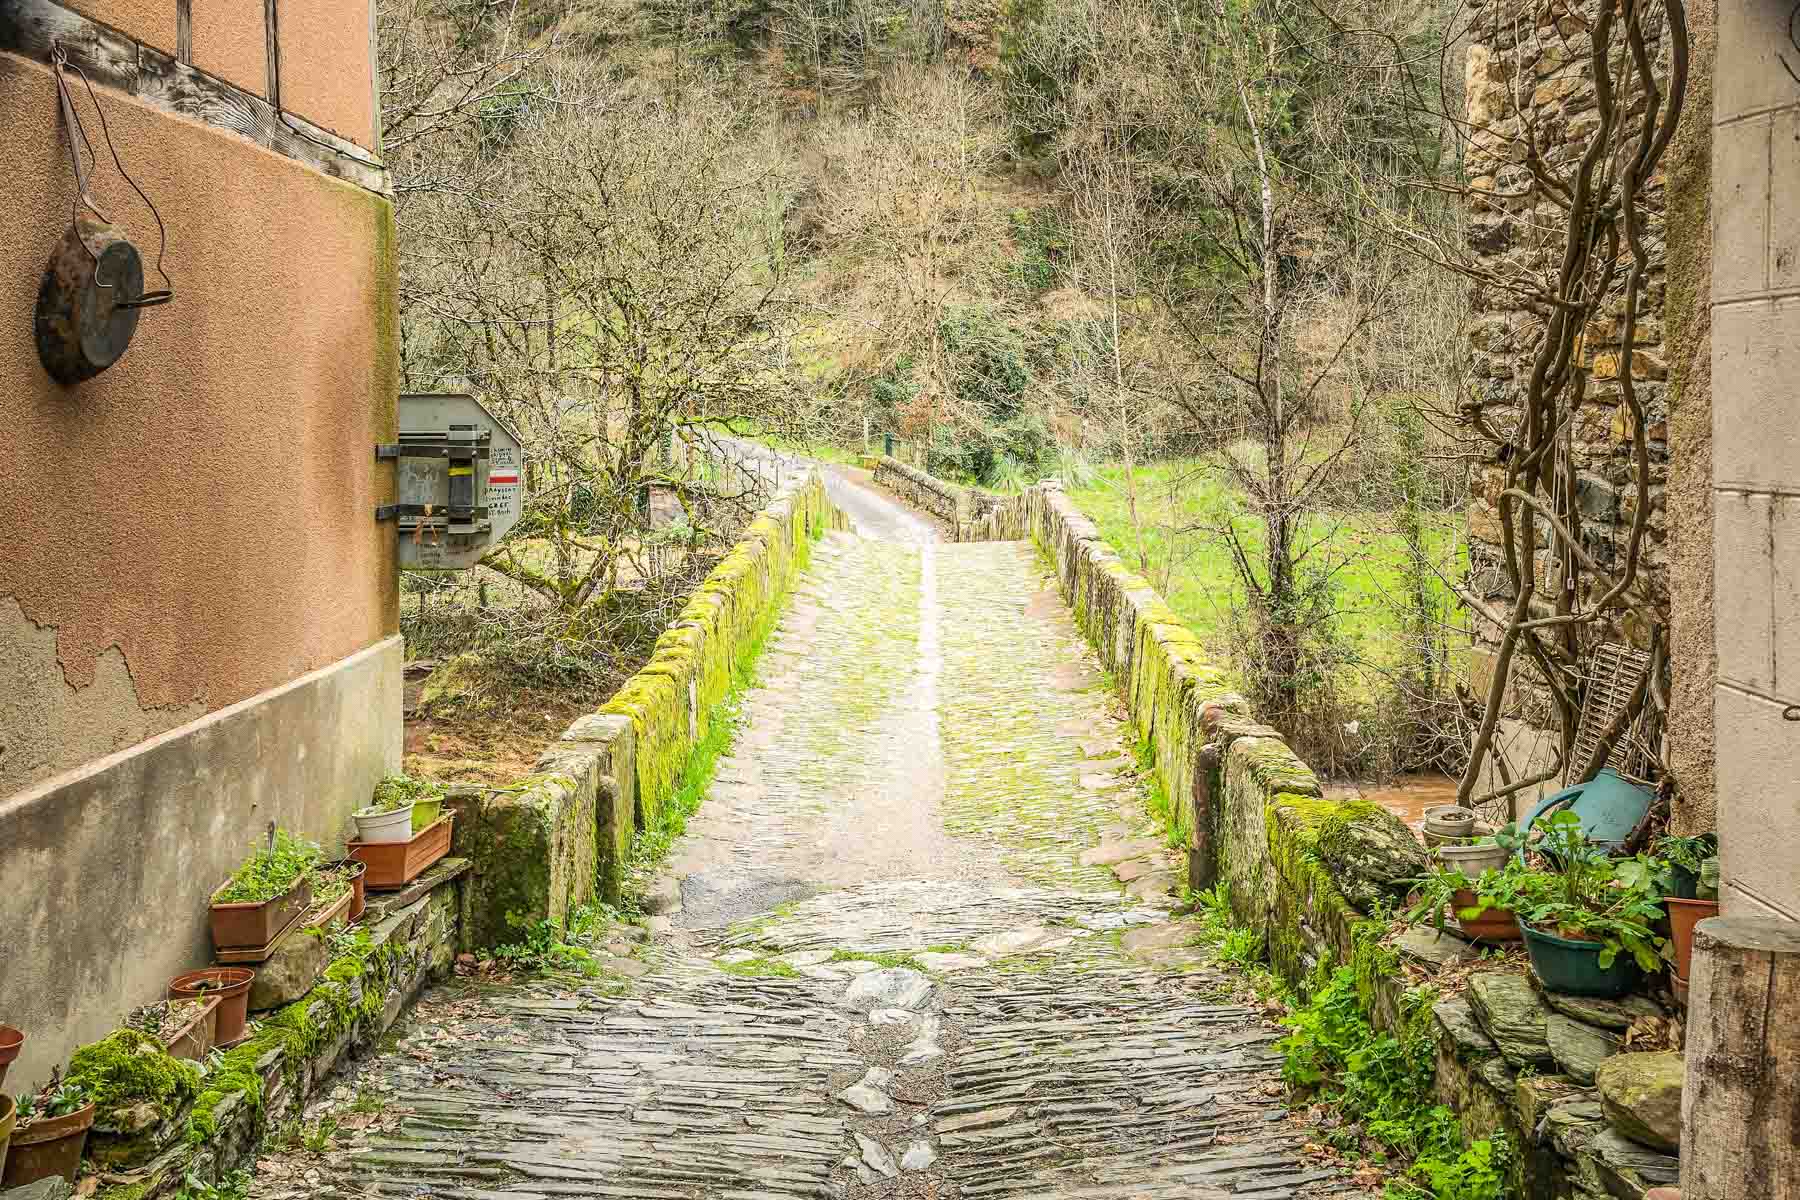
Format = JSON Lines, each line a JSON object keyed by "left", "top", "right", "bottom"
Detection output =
{"left": 1517, "top": 767, "right": 1655, "bottom": 857}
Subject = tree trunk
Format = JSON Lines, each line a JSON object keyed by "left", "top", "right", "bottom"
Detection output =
{"left": 1679, "top": 916, "right": 1800, "bottom": 1200}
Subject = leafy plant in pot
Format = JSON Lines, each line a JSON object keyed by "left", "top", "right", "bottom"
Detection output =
{"left": 315, "top": 858, "right": 368, "bottom": 922}
{"left": 1515, "top": 812, "right": 1667, "bottom": 997}
{"left": 354, "top": 775, "right": 436, "bottom": 843}
{"left": 1653, "top": 832, "right": 1716, "bottom": 899}
{"left": 3, "top": 1074, "right": 94, "bottom": 1189}
{"left": 1654, "top": 834, "right": 1720, "bottom": 985}
{"left": 1404, "top": 862, "right": 1524, "bottom": 943}
{"left": 210, "top": 827, "right": 321, "bottom": 951}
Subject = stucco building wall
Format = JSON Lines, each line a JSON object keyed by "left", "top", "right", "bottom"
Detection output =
{"left": 1664, "top": 0, "right": 1716, "bottom": 834}
{"left": 1709, "top": 0, "right": 1800, "bottom": 922}
{"left": 0, "top": 0, "right": 399, "bottom": 1086}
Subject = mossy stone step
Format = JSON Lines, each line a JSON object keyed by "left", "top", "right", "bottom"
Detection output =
{"left": 1468, "top": 971, "right": 1556, "bottom": 1070}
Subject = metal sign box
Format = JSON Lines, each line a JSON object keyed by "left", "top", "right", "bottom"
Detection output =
{"left": 378, "top": 393, "right": 525, "bottom": 570}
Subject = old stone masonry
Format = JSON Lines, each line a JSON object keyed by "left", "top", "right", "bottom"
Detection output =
{"left": 265, "top": 474, "right": 1357, "bottom": 1200}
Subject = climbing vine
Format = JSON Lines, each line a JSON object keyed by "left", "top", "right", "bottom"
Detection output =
{"left": 1448, "top": 0, "right": 1689, "bottom": 811}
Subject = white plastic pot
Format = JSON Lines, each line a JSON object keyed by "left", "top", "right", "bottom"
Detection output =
{"left": 353, "top": 803, "right": 415, "bottom": 844}
{"left": 1437, "top": 840, "right": 1509, "bottom": 878}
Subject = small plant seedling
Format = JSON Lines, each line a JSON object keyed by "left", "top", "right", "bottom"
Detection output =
{"left": 214, "top": 828, "right": 322, "bottom": 904}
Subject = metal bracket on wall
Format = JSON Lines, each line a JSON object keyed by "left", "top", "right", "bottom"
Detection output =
{"left": 375, "top": 503, "right": 490, "bottom": 522}
{"left": 375, "top": 443, "right": 493, "bottom": 461}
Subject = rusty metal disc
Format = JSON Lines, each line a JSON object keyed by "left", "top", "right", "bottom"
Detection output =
{"left": 34, "top": 213, "right": 145, "bottom": 385}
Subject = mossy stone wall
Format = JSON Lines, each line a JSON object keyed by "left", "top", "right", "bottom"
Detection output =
{"left": 452, "top": 471, "right": 846, "bottom": 948}
{"left": 599, "top": 472, "right": 846, "bottom": 834}
{"left": 83, "top": 863, "right": 467, "bottom": 1200}
{"left": 872, "top": 456, "right": 1000, "bottom": 533}
{"left": 975, "top": 481, "right": 1424, "bottom": 999}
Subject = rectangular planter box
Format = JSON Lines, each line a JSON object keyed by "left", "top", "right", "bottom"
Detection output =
{"left": 210, "top": 874, "right": 313, "bottom": 952}
{"left": 216, "top": 885, "right": 355, "bottom": 964}
{"left": 349, "top": 815, "right": 453, "bottom": 889}
{"left": 162, "top": 995, "right": 221, "bottom": 1062}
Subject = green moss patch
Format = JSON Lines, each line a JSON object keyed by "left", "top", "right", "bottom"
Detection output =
{"left": 68, "top": 1029, "right": 202, "bottom": 1127}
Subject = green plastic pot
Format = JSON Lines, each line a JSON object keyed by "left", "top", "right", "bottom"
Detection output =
{"left": 1521, "top": 922, "right": 1642, "bottom": 998}
{"left": 410, "top": 796, "right": 444, "bottom": 833}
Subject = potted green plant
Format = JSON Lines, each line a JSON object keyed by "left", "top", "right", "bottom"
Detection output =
{"left": 1516, "top": 812, "right": 1667, "bottom": 997}
{"left": 1458, "top": 859, "right": 1534, "bottom": 942}
{"left": 1656, "top": 836, "right": 1720, "bottom": 985}
{"left": 354, "top": 777, "right": 422, "bottom": 844}
{"left": 2, "top": 1075, "right": 94, "bottom": 1188}
{"left": 0, "top": 1027, "right": 22, "bottom": 1094}
{"left": 210, "top": 828, "right": 320, "bottom": 951}
{"left": 167, "top": 967, "right": 257, "bottom": 1046}
{"left": 1654, "top": 832, "right": 1716, "bottom": 899}
{"left": 1405, "top": 861, "right": 1526, "bottom": 943}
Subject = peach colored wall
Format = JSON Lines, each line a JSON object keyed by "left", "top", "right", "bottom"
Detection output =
{"left": 0, "top": 47, "right": 396, "bottom": 794}
{"left": 276, "top": 0, "right": 376, "bottom": 148}
{"left": 70, "top": 0, "right": 175, "bottom": 51}
{"left": 190, "top": 0, "right": 268, "bottom": 95}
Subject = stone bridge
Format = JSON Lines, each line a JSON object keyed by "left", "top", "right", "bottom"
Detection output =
{"left": 258, "top": 465, "right": 1360, "bottom": 1200}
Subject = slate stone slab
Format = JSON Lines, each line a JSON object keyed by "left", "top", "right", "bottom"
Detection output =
{"left": 1595, "top": 1051, "right": 1684, "bottom": 1152}
{"left": 1434, "top": 995, "right": 1499, "bottom": 1060}
{"left": 1546, "top": 1012, "right": 1619, "bottom": 1086}
{"left": 1588, "top": 1127, "right": 1680, "bottom": 1194}
{"left": 1539, "top": 986, "right": 1664, "bottom": 1031}
{"left": 1468, "top": 972, "right": 1556, "bottom": 1069}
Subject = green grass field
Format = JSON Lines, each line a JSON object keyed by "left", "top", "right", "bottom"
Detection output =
{"left": 1066, "top": 461, "right": 1464, "bottom": 682}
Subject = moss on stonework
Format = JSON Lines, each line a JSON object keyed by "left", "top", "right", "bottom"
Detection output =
{"left": 68, "top": 1030, "right": 201, "bottom": 1127}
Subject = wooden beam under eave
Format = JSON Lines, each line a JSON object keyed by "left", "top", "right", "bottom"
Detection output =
{"left": 0, "top": 0, "right": 391, "bottom": 197}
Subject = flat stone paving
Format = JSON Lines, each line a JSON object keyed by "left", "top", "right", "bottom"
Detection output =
{"left": 257, "top": 477, "right": 1357, "bottom": 1200}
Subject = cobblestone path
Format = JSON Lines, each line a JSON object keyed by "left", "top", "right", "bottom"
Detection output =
{"left": 267, "top": 476, "right": 1354, "bottom": 1200}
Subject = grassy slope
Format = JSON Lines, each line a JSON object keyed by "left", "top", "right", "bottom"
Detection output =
{"left": 1067, "top": 460, "right": 1465, "bottom": 688}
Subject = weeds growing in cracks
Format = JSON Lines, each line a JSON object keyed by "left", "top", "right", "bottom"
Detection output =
{"left": 1186, "top": 886, "right": 1507, "bottom": 1200}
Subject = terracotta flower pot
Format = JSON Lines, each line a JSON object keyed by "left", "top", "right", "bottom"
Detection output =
{"left": 0, "top": 1094, "right": 15, "bottom": 1183}
{"left": 1664, "top": 896, "right": 1719, "bottom": 981}
{"left": 160, "top": 995, "right": 221, "bottom": 1061}
{"left": 0, "top": 1026, "right": 23, "bottom": 1094}
{"left": 1, "top": 1102, "right": 95, "bottom": 1189}
{"left": 349, "top": 814, "right": 453, "bottom": 888}
{"left": 169, "top": 967, "right": 256, "bottom": 1046}
{"left": 1451, "top": 889, "right": 1522, "bottom": 943}
{"left": 320, "top": 859, "right": 368, "bottom": 923}
{"left": 210, "top": 874, "right": 313, "bottom": 952}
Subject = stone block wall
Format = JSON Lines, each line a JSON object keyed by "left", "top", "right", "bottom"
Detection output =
{"left": 974, "top": 479, "right": 1686, "bottom": 1197}
{"left": 1706, "top": 0, "right": 1800, "bottom": 923}
{"left": 451, "top": 469, "right": 848, "bottom": 945}
{"left": 872, "top": 456, "right": 1000, "bottom": 534}
{"left": 1461, "top": 0, "right": 1677, "bottom": 811}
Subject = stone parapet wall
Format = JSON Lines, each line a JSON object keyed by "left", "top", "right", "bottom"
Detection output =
{"left": 451, "top": 469, "right": 848, "bottom": 944}
{"left": 872, "top": 456, "right": 1000, "bottom": 534}
{"left": 980, "top": 480, "right": 1676, "bottom": 1197}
